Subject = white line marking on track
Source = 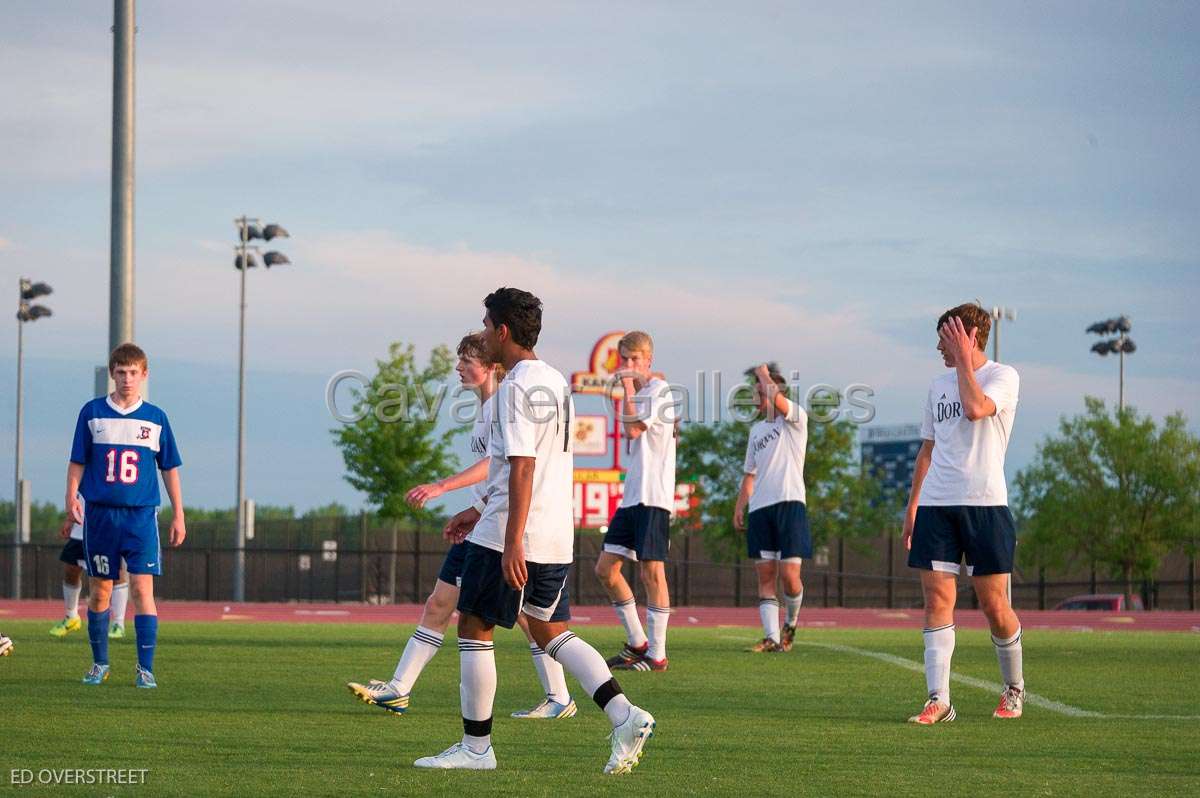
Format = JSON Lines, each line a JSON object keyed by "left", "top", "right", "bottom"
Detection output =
{"left": 717, "top": 634, "right": 1200, "bottom": 720}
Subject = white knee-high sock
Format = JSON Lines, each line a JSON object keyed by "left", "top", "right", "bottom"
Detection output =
{"left": 759, "top": 598, "right": 781, "bottom": 643}
{"left": 546, "top": 631, "right": 632, "bottom": 727}
{"left": 529, "top": 641, "right": 571, "bottom": 703}
{"left": 992, "top": 627, "right": 1024, "bottom": 691}
{"left": 612, "top": 597, "right": 647, "bottom": 649}
{"left": 109, "top": 582, "right": 129, "bottom": 627}
{"left": 391, "top": 626, "right": 443, "bottom": 694}
{"left": 923, "top": 624, "right": 955, "bottom": 704}
{"left": 458, "top": 638, "right": 496, "bottom": 754}
{"left": 646, "top": 605, "right": 670, "bottom": 661}
{"left": 63, "top": 582, "right": 82, "bottom": 619}
{"left": 784, "top": 590, "right": 803, "bottom": 626}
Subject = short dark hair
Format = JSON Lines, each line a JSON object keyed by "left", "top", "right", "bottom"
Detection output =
{"left": 744, "top": 362, "right": 787, "bottom": 388}
{"left": 937, "top": 303, "right": 991, "bottom": 352}
{"left": 109, "top": 342, "right": 148, "bottom": 373}
{"left": 484, "top": 287, "right": 542, "bottom": 349}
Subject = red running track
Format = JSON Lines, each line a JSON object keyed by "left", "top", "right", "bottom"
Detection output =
{"left": 2, "top": 600, "right": 1198, "bottom": 633}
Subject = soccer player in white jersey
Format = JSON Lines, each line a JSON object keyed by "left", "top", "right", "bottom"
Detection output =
{"left": 733, "top": 364, "right": 810, "bottom": 653}
{"left": 50, "top": 494, "right": 130, "bottom": 640}
{"left": 346, "top": 332, "right": 575, "bottom": 720}
{"left": 596, "top": 331, "right": 678, "bottom": 672}
{"left": 904, "top": 303, "right": 1024, "bottom": 724}
{"left": 415, "top": 287, "right": 655, "bottom": 774}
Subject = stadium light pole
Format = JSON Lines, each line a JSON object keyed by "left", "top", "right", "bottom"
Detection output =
{"left": 990, "top": 306, "right": 1015, "bottom": 362}
{"left": 1087, "top": 315, "right": 1135, "bottom": 413}
{"left": 232, "top": 217, "right": 291, "bottom": 602}
{"left": 13, "top": 279, "right": 53, "bottom": 599}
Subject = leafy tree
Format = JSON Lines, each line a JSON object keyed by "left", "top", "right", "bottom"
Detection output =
{"left": 331, "top": 342, "right": 460, "bottom": 522}
{"left": 1013, "top": 397, "right": 1200, "bottom": 600}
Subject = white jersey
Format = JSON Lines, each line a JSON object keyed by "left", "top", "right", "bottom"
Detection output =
{"left": 70, "top": 493, "right": 85, "bottom": 541}
{"left": 469, "top": 359, "right": 575, "bottom": 564}
{"left": 468, "top": 395, "right": 495, "bottom": 505}
{"left": 918, "top": 360, "right": 1019, "bottom": 507}
{"left": 619, "top": 377, "right": 679, "bottom": 513}
{"left": 743, "top": 396, "right": 808, "bottom": 513}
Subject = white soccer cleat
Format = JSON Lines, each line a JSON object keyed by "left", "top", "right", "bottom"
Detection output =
{"left": 413, "top": 742, "right": 497, "bottom": 770}
{"left": 0, "top": 633, "right": 12, "bottom": 657}
{"left": 604, "top": 706, "right": 656, "bottom": 775}
{"left": 511, "top": 698, "right": 578, "bottom": 719}
{"left": 993, "top": 685, "right": 1025, "bottom": 719}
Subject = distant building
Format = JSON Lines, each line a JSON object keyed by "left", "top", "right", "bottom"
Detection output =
{"left": 860, "top": 424, "right": 924, "bottom": 496}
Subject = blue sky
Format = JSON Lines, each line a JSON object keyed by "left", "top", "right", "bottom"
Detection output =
{"left": 2, "top": 1, "right": 1197, "bottom": 512}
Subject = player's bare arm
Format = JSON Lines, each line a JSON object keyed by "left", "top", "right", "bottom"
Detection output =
{"left": 617, "top": 372, "right": 648, "bottom": 440}
{"left": 903, "top": 440, "right": 934, "bottom": 550}
{"left": 443, "top": 506, "right": 481, "bottom": 543}
{"left": 407, "top": 457, "right": 490, "bottom": 508}
{"left": 939, "top": 317, "right": 996, "bottom": 421}
{"left": 501, "top": 456, "right": 535, "bottom": 590}
{"left": 733, "top": 473, "right": 755, "bottom": 530}
{"left": 65, "top": 462, "right": 84, "bottom": 522}
{"left": 162, "top": 467, "right": 187, "bottom": 547}
{"left": 754, "top": 364, "right": 792, "bottom": 419}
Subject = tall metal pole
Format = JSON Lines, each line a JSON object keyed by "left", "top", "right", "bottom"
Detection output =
{"left": 1118, "top": 343, "right": 1125, "bottom": 414}
{"left": 109, "top": 0, "right": 136, "bottom": 353}
{"left": 12, "top": 293, "right": 24, "bottom": 599}
{"left": 234, "top": 218, "right": 248, "bottom": 602}
{"left": 993, "top": 317, "right": 1000, "bottom": 362}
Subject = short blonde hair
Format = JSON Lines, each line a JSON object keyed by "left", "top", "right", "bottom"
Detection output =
{"left": 618, "top": 330, "right": 653, "bottom": 356}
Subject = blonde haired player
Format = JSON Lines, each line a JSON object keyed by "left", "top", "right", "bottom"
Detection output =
{"left": 595, "top": 331, "right": 679, "bottom": 672}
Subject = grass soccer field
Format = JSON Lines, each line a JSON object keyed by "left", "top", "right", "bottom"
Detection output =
{"left": 2, "top": 620, "right": 1198, "bottom": 797}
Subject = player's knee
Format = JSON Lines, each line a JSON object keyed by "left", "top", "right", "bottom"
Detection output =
{"left": 978, "top": 592, "right": 1011, "bottom": 620}
{"left": 639, "top": 563, "right": 665, "bottom": 588}
{"left": 595, "top": 559, "right": 619, "bottom": 586}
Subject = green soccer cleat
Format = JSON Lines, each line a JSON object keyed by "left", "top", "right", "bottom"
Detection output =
{"left": 50, "top": 616, "right": 82, "bottom": 638}
{"left": 108, "top": 623, "right": 125, "bottom": 640}
{"left": 135, "top": 666, "right": 157, "bottom": 689}
{"left": 82, "top": 663, "right": 111, "bottom": 685}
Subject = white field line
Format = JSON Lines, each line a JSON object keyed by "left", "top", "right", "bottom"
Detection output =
{"left": 718, "top": 634, "right": 1200, "bottom": 720}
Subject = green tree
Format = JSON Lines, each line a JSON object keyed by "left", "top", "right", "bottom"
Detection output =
{"left": 1013, "top": 397, "right": 1200, "bottom": 601}
{"left": 332, "top": 342, "right": 460, "bottom": 522}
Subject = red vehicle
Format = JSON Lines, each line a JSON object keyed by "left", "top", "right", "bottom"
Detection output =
{"left": 1054, "top": 593, "right": 1144, "bottom": 611}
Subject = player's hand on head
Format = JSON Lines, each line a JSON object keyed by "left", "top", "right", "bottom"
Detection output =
{"left": 939, "top": 317, "right": 977, "bottom": 362}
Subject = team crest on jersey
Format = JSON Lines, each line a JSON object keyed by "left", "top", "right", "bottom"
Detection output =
{"left": 138, "top": 426, "right": 152, "bottom": 439}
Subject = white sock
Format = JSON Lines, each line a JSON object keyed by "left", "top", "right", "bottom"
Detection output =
{"left": 646, "top": 605, "right": 670, "bottom": 661}
{"left": 390, "top": 626, "right": 443, "bottom": 694}
{"left": 784, "top": 590, "right": 803, "bottom": 626}
{"left": 759, "top": 598, "right": 781, "bottom": 643}
{"left": 529, "top": 641, "right": 571, "bottom": 704}
{"left": 458, "top": 638, "right": 496, "bottom": 754}
{"left": 109, "top": 582, "right": 129, "bottom": 627}
{"left": 546, "top": 631, "right": 632, "bottom": 728}
{"left": 992, "top": 627, "right": 1024, "bottom": 691}
{"left": 612, "top": 597, "right": 647, "bottom": 649}
{"left": 63, "top": 581, "right": 82, "bottom": 619}
{"left": 923, "top": 624, "right": 955, "bottom": 704}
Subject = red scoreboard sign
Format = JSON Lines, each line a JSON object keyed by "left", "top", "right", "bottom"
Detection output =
{"left": 573, "top": 469, "right": 694, "bottom": 529}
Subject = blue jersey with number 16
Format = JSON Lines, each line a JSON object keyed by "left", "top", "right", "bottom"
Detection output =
{"left": 70, "top": 396, "right": 182, "bottom": 507}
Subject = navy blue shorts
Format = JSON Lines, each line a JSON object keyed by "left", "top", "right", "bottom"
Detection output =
{"left": 456, "top": 542, "right": 571, "bottom": 629}
{"left": 603, "top": 504, "right": 671, "bottom": 562}
{"left": 83, "top": 504, "right": 160, "bottom": 579}
{"left": 59, "top": 538, "right": 86, "bottom": 567}
{"left": 908, "top": 505, "right": 1016, "bottom": 577}
{"left": 437, "top": 542, "right": 469, "bottom": 587}
{"left": 746, "top": 501, "right": 812, "bottom": 561}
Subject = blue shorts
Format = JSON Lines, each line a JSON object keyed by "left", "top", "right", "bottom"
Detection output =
{"left": 456, "top": 542, "right": 571, "bottom": 629}
{"left": 83, "top": 504, "right": 161, "bottom": 580}
{"left": 908, "top": 505, "right": 1015, "bottom": 577}
{"left": 747, "top": 501, "right": 812, "bottom": 561}
{"left": 59, "top": 538, "right": 86, "bottom": 567}
{"left": 437, "top": 542, "right": 469, "bottom": 588}
{"left": 603, "top": 504, "right": 671, "bottom": 562}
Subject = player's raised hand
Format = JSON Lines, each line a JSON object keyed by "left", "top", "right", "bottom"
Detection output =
{"left": 502, "top": 544, "right": 527, "bottom": 590}
{"left": 406, "top": 482, "right": 445, "bottom": 508}
{"left": 938, "top": 317, "right": 977, "bottom": 366}
{"left": 443, "top": 506, "right": 480, "bottom": 543}
{"left": 169, "top": 514, "right": 187, "bottom": 547}
{"left": 58, "top": 517, "right": 74, "bottom": 540}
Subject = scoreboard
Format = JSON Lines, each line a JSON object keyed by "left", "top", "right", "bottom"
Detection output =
{"left": 573, "top": 469, "right": 694, "bottom": 529}
{"left": 859, "top": 423, "right": 924, "bottom": 496}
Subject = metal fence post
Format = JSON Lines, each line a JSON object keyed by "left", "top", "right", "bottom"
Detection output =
{"left": 359, "top": 511, "right": 368, "bottom": 603}
{"left": 734, "top": 561, "right": 742, "bottom": 607}
{"left": 412, "top": 521, "right": 422, "bottom": 603}
{"left": 1038, "top": 567, "right": 1046, "bottom": 610}
{"left": 683, "top": 533, "right": 692, "bottom": 606}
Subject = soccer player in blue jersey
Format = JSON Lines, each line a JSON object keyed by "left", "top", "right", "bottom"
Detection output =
{"left": 66, "top": 343, "right": 186, "bottom": 688}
